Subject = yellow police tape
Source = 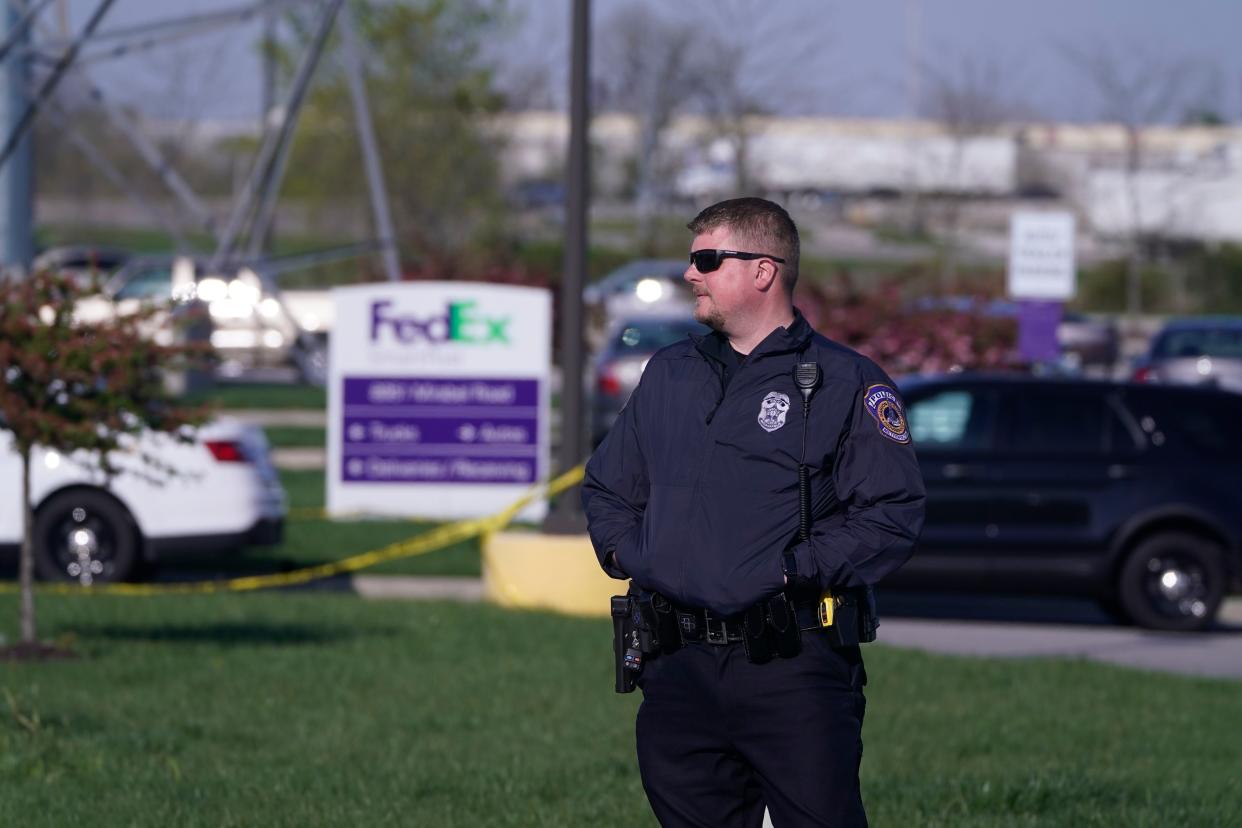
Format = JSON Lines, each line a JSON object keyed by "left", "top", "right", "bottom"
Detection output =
{"left": 2, "top": 465, "right": 586, "bottom": 597}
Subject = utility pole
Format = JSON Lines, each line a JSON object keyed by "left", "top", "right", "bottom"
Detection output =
{"left": 0, "top": 4, "right": 33, "bottom": 271}
{"left": 544, "top": 0, "right": 590, "bottom": 533}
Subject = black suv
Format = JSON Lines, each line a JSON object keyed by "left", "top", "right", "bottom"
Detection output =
{"left": 885, "top": 375, "right": 1242, "bottom": 631}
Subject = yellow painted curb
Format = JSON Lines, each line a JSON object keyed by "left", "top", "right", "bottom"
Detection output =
{"left": 483, "top": 531, "right": 621, "bottom": 618}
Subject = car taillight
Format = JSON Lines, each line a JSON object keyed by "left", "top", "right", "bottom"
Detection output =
{"left": 1133, "top": 366, "right": 1155, "bottom": 383}
{"left": 598, "top": 367, "right": 622, "bottom": 396}
{"left": 205, "top": 440, "right": 248, "bottom": 462}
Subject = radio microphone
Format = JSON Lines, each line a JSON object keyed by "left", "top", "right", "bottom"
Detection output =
{"left": 793, "top": 362, "right": 821, "bottom": 403}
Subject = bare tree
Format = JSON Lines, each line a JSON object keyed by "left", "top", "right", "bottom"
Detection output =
{"left": 594, "top": 2, "right": 705, "bottom": 251}
{"left": 687, "top": 0, "right": 838, "bottom": 196}
{"left": 919, "top": 53, "right": 1022, "bottom": 292}
{"left": 1062, "top": 40, "right": 1221, "bottom": 316}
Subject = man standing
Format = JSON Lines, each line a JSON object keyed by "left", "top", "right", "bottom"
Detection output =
{"left": 582, "top": 197, "right": 925, "bottom": 827}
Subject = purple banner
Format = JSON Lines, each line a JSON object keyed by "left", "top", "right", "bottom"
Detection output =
{"left": 344, "top": 377, "right": 538, "bottom": 407}
{"left": 342, "top": 456, "right": 536, "bottom": 484}
{"left": 341, "top": 376, "right": 540, "bottom": 484}
{"left": 343, "top": 417, "right": 537, "bottom": 447}
{"left": 1017, "top": 300, "right": 1062, "bottom": 364}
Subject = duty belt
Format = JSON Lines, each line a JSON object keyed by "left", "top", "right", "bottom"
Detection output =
{"left": 674, "top": 601, "right": 823, "bottom": 645}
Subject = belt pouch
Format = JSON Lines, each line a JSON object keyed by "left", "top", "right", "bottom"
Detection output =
{"left": 742, "top": 603, "right": 773, "bottom": 664}
{"left": 611, "top": 595, "right": 637, "bottom": 694}
{"left": 860, "top": 588, "right": 879, "bottom": 643}
{"left": 767, "top": 594, "right": 802, "bottom": 659}
{"left": 636, "top": 599, "right": 660, "bottom": 653}
{"left": 825, "top": 599, "right": 860, "bottom": 648}
{"left": 650, "top": 594, "right": 683, "bottom": 653}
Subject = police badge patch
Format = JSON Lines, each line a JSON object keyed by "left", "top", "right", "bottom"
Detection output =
{"left": 758, "top": 391, "right": 790, "bottom": 432}
{"left": 864, "top": 384, "right": 910, "bottom": 444}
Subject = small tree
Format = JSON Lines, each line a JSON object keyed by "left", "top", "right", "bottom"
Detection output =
{"left": 0, "top": 271, "right": 212, "bottom": 651}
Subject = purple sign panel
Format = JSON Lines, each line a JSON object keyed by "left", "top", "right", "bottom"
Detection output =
{"left": 341, "top": 377, "right": 539, "bottom": 484}
{"left": 1017, "top": 300, "right": 1063, "bottom": 364}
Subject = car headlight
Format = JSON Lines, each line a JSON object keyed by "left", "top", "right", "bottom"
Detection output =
{"left": 197, "top": 277, "right": 228, "bottom": 303}
{"left": 635, "top": 278, "right": 664, "bottom": 303}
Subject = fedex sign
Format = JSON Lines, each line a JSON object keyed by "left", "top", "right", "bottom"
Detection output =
{"left": 328, "top": 282, "right": 551, "bottom": 521}
{"left": 370, "top": 299, "right": 511, "bottom": 345}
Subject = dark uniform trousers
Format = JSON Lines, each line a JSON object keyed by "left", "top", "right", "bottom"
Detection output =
{"left": 635, "top": 631, "right": 868, "bottom": 828}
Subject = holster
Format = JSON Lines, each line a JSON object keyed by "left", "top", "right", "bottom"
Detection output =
{"left": 611, "top": 595, "right": 639, "bottom": 694}
{"left": 612, "top": 591, "right": 682, "bottom": 694}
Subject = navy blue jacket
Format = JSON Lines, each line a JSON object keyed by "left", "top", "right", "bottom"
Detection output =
{"left": 582, "top": 311, "right": 926, "bottom": 616}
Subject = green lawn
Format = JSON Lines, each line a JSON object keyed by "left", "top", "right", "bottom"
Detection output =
{"left": 159, "top": 470, "right": 482, "bottom": 579}
{"left": 193, "top": 383, "right": 327, "bottom": 410}
{"left": 263, "top": 426, "right": 327, "bottom": 448}
{"left": 0, "top": 595, "right": 1238, "bottom": 827}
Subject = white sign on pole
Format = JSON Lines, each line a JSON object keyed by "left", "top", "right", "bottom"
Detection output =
{"left": 1007, "top": 211, "right": 1077, "bottom": 300}
{"left": 326, "top": 282, "right": 552, "bottom": 521}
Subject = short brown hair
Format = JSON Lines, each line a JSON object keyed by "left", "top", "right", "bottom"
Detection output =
{"left": 688, "top": 197, "right": 800, "bottom": 291}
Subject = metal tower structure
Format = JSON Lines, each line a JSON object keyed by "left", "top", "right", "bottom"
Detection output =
{"left": 0, "top": 0, "right": 401, "bottom": 282}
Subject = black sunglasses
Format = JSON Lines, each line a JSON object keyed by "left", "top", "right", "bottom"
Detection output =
{"left": 689, "top": 249, "right": 786, "bottom": 273}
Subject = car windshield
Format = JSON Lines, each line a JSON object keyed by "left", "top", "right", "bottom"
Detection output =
{"left": 112, "top": 264, "right": 173, "bottom": 300}
{"left": 596, "top": 261, "right": 685, "bottom": 292}
{"left": 1151, "top": 327, "right": 1242, "bottom": 359}
{"left": 612, "top": 319, "right": 705, "bottom": 353}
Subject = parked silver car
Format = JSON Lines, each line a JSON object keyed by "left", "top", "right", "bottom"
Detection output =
{"left": 591, "top": 315, "right": 708, "bottom": 446}
{"left": 584, "top": 259, "right": 693, "bottom": 338}
{"left": 1134, "top": 317, "right": 1242, "bottom": 392}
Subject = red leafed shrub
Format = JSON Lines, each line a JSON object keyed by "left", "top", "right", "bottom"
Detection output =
{"left": 796, "top": 276, "right": 1017, "bottom": 376}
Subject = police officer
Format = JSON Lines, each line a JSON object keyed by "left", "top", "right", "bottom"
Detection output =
{"left": 582, "top": 197, "right": 925, "bottom": 827}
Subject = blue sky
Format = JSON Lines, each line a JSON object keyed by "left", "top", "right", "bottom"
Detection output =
{"left": 56, "top": 0, "right": 1242, "bottom": 124}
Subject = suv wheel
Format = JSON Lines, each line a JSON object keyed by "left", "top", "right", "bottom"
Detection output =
{"left": 34, "top": 490, "right": 139, "bottom": 585}
{"left": 1117, "top": 532, "right": 1225, "bottom": 631}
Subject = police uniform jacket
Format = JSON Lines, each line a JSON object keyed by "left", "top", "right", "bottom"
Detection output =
{"left": 582, "top": 311, "right": 926, "bottom": 617}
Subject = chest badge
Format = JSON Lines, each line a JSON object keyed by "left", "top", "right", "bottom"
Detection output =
{"left": 758, "top": 391, "right": 791, "bottom": 432}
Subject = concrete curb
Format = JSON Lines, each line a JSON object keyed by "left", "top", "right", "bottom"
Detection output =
{"left": 231, "top": 409, "right": 327, "bottom": 427}
{"left": 270, "top": 447, "right": 326, "bottom": 470}
{"left": 351, "top": 575, "right": 483, "bottom": 601}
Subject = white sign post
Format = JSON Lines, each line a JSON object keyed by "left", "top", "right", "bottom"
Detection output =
{"left": 326, "top": 282, "right": 552, "bottom": 521}
{"left": 1007, "top": 211, "right": 1077, "bottom": 300}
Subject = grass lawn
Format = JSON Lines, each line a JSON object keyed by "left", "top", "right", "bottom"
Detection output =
{"left": 262, "top": 426, "right": 327, "bottom": 448}
{"left": 1, "top": 595, "right": 1239, "bottom": 827}
{"left": 160, "top": 470, "right": 482, "bottom": 580}
{"left": 37, "top": 225, "right": 354, "bottom": 260}
{"left": 193, "top": 383, "right": 327, "bottom": 411}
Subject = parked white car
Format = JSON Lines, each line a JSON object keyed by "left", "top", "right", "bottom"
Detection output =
{"left": 0, "top": 418, "right": 286, "bottom": 584}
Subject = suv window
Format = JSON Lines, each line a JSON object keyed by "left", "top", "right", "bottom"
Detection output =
{"left": 1001, "top": 388, "right": 1130, "bottom": 455}
{"left": 1128, "top": 390, "right": 1242, "bottom": 458}
{"left": 113, "top": 266, "right": 172, "bottom": 300}
{"left": 907, "top": 388, "right": 996, "bottom": 451}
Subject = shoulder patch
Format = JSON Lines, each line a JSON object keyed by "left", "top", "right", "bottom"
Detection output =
{"left": 863, "top": 384, "right": 910, "bottom": 444}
